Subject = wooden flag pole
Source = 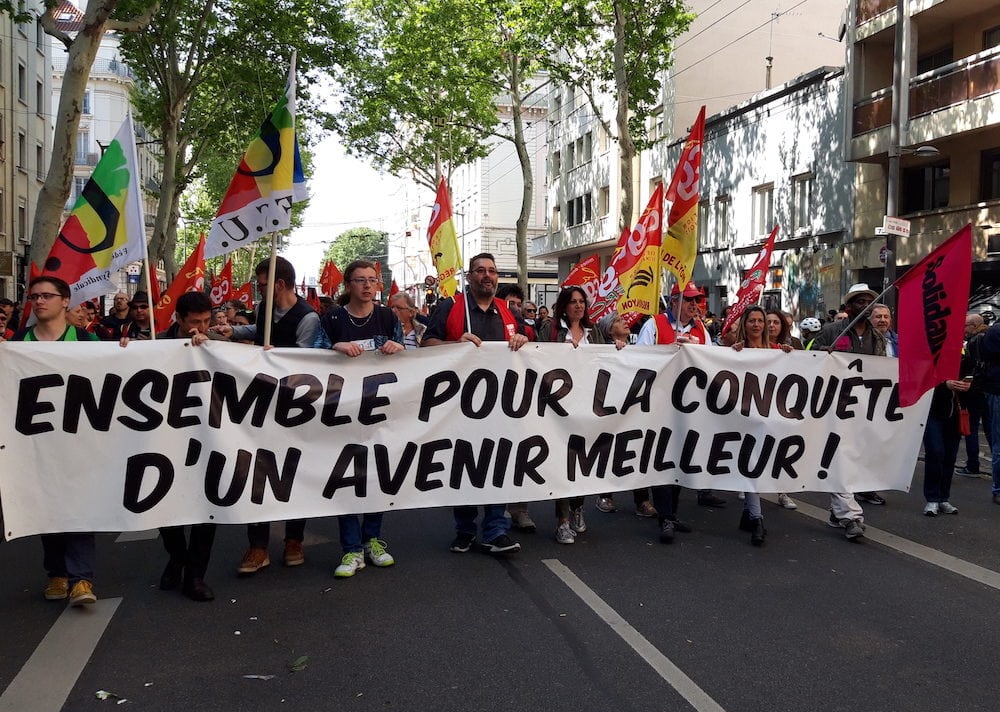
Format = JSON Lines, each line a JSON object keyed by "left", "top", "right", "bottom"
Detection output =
{"left": 262, "top": 234, "right": 278, "bottom": 347}
{"left": 142, "top": 257, "right": 157, "bottom": 340}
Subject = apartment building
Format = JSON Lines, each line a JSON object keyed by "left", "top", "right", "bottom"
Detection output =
{"left": 845, "top": 0, "right": 1000, "bottom": 305}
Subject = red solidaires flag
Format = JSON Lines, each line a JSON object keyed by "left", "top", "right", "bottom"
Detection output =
{"left": 896, "top": 223, "right": 973, "bottom": 407}
{"left": 153, "top": 234, "right": 207, "bottom": 333}
{"left": 720, "top": 224, "right": 779, "bottom": 335}
{"left": 210, "top": 259, "right": 233, "bottom": 306}
{"left": 231, "top": 281, "right": 255, "bottom": 311}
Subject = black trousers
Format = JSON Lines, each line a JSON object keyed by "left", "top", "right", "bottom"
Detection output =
{"left": 650, "top": 484, "right": 680, "bottom": 521}
{"left": 160, "top": 524, "right": 216, "bottom": 580}
{"left": 246, "top": 519, "right": 306, "bottom": 549}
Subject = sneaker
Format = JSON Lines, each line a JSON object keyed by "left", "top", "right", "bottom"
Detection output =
{"left": 596, "top": 497, "right": 616, "bottom": 513}
{"left": 938, "top": 501, "right": 959, "bottom": 515}
{"left": 68, "top": 580, "right": 97, "bottom": 606}
{"left": 955, "top": 466, "right": 981, "bottom": 477}
{"left": 697, "top": 493, "right": 727, "bottom": 508}
{"left": 364, "top": 538, "right": 395, "bottom": 567}
{"left": 570, "top": 507, "right": 587, "bottom": 533}
{"left": 334, "top": 551, "right": 366, "bottom": 578}
{"left": 450, "top": 532, "right": 476, "bottom": 553}
{"left": 737, "top": 492, "right": 746, "bottom": 501}
{"left": 43, "top": 576, "right": 69, "bottom": 601}
{"left": 237, "top": 547, "right": 270, "bottom": 574}
{"left": 556, "top": 521, "right": 576, "bottom": 544}
{"left": 665, "top": 517, "right": 693, "bottom": 533}
{"left": 635, "top": 501, "right": 658, "bottom": 518}
{"left": 856, "top": 492, "right": 886, "bottom": 505}
{"left": 843, "top": 519, "right": 866, "bottom": 540}
{"left": 283, "top": 540, "right": 305, "bottom": 567}
{"left": 923, "top": 502, "right": 939, "bottom": 517}
{"left": 658, "top": 519, "right": 675, "bottom": 544}
{"left": 777, "top": 493, "right": 798, "bottom": 510}
{"left": 481, "top": 534, "right": 520, "bottom": 554}
{"left": 510, "top": 509, "right": 537, "bottom": 533}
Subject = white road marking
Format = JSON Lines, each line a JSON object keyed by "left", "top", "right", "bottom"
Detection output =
{"left": 543, "top": 559, "right": 726, "bottom": 712}
{"left": 770, "top": 497, "right": 1000, "bottom": 592}
{"left": 115, "top": 529, "right": 159, "bottom": 543}
{"left": 0, "top": 597, "right": 122, "bottom": 712}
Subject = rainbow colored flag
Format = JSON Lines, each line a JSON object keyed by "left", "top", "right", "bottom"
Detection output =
{"left": 42, "top": 116, "right": 147, "bottom": 305}
{"left": 427, "top": 177, "right": 462, "bottom": 298}
{"left": 206, "top": 57, "right": 307, "bottom": 258}
{"left": 661, "top": 105, "right": 705, "bottom": 286}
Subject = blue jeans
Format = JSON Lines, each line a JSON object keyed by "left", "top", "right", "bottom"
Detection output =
{"left": 988, "top": 393, "right": 1000, "bottom": 495}
{"left": 42, "top": 533, "right": 96, "bottom": 585}
{"left": 338, "top": 513, "right": 383, "bottom": 553}
{"left": 923, "top": 413, "right": 960, "bottom": 502}
{"left": 454, "top": 505, "right": 509, "bottom": 542}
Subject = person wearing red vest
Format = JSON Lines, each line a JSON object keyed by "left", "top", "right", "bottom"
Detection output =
{"left": 422, "top": 253, "right": 529, "bottom": 555}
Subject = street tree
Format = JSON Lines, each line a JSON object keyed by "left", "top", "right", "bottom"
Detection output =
{"left": 321, "top": 227, "right": 391, "bottom": 294}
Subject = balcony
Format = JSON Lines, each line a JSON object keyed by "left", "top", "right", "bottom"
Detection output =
{"left": 52, "top": 57, "right": 136, "bottom": 81}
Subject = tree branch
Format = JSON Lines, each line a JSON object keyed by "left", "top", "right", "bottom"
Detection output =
{"left": 106, "top": 1, "right": 159, "bottom": 33}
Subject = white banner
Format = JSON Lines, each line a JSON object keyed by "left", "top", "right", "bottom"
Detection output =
{"left": 0, "top": 341, "right": 929, "bottom": 539}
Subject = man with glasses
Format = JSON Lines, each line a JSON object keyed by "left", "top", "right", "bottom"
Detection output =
{"left": 124, "top": 291, "right": 153, "bottom": 339}
{"left": 422, "top": 253, "right": 529, "bottom": 554}
{"left": 100, "top": 291, "right": 132, "bottom": 339}
{"left": 11, "top": 276, "right": 100, "bottom": 606}
{"left": 211, "top": 256, "right": 320, "bottom": 573}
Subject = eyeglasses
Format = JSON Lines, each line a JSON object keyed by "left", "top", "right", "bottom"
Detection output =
{"left": 349, "top": 277, "right": 380, "bottom": 286}
{"left": 471, "top": 267, "right": 498, "bottom": 276}
{"left": 27, "top": 292, "right": 62, "bottom": 302}
{"left": 682, "top": 296, "right": 703, "bottom": 303}
{"left": 523, "top": 308, "right": 537, "bottom": 314}
{"left": 134, "top": 304, "right": 150, "bottom": 310}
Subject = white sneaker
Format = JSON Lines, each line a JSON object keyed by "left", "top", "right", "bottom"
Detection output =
{"left": 737, "top": 492, "right": 745, "bottom": 500}
{"left": 777, "top": 493, "right": 798, "bottom": 510}
{"left": 570, "top": 507, "right": 587, "bottom": 533}
{"left": 364, "top": 538, "right": 395, "bottom": 567}
{"left": 923, "top": 502, "right": 939, "bottom": 517}
{"left": 555, "top": 521, "right": 575, "bottom": 544}
{"left": 937, "top": 501, "right": 958, "bottom": 515}
{"left": 334, "top": 551, "right": 366, "bottom": 578}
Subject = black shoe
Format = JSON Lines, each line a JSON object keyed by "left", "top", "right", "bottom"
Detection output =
{"left": 450, "top": 532, "right": 476, "bottom": 553}
{"left": 658, "top": 519, "right": 675, "bottom": 544}
{"left": 698, "top": 493, "right": 727, "bottom": 508}
{"left": 993, "top": 494, "right": 1000, "bottom": 506}
{"left": 955, "top": 466, "right": 981, "bottom": 477}
{"left": 751, "top": 518, "right": 766, "bottom": 547}
{"left": 481, "top": 534, "right": 521, "bottom": 554}
{"left": 159, "top": 560, "right": 183, "bottom": 591}
{"left": 182, "top": 578, "right": 215, "bottom": 602}
{"left": 856, "top": 491, "right": 886, "bottom": 505}
{"left": 666, "top": 517, "right": 693, "bottom": 533}
{"left": 738, "top": 510, "right": 754, "bottom": 532}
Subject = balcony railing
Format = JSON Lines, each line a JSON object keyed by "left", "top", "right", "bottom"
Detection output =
{"left": 852, "top": 51, "right": 1000, "bottom": 136}
{"left": 856, "top": 0, "right": 894, "bottom": 25}
{"left": 52, "top": 56, "right": 136, "bottom": 81}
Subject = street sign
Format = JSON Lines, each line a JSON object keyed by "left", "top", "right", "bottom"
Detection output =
{"left": 882, "top": 216, "right": 910, "bottom": 237}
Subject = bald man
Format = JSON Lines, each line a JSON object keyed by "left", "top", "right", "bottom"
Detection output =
{"left": 957, "top": 313, "right": 990, "bottom": 477}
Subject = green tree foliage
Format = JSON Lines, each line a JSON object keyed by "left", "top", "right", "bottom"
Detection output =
{"left": 321, "top": 227, "right": 392, "bottom": 294}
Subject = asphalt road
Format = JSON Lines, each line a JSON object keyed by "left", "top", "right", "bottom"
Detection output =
{"left": 1, "top": 461, "right": 997, "bottom": 712}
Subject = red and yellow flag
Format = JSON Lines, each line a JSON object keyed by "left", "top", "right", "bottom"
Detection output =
{"left": 612, "top": 183, "right": 664, "bottom": 318}
{"left": 427, "top": 177, "right": 462, "bottom": 298}
{"left": 153, "top": 234, "right": 207, "bottom": 333}
{"left": 661, "top": 105, "right": 705, "bottom": 286}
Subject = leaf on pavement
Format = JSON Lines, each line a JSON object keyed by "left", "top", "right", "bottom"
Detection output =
{"left": 289, "top": 655, "right": 309, "bottom": 673}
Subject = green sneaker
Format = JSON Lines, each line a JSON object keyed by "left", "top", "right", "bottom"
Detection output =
{"left": 364, "top": 538, "right": 395, "bottom": 567}
{"left": 334, "top": 551, "right": 366, "bottom": 578}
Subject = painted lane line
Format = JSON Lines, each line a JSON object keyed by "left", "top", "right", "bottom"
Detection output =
{"left": 0, "top": 597, "right": 122, "bottom": 712}
{"left": 772, "top": 497, "right": 1000, "bottom": 592}
{"left": 542, "top": 559, "right": 726, "bottom": 712}
{"left": 115, "top": 529, "right": 159, "bottom": 543}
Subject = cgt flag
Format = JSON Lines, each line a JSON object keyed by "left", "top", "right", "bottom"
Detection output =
{"left": 206, "top": 56, "right": 307, "bottom": 259}
{"left": 896, "top": 223, "right": 973, "bottom": 407}
{"left": 562, "top": 254, "right": 604, "bottom": 319}
{"left": 42, "top": 116, "right": 147, "bottom": 306}
{"left": 661, "top": 105, "right": 705, "bottom": 286}
{"left": 231, "top": 281, "right": 255, "bottom": 311}
{"left": 153, "top": 234, "right": 206, "bottom": 333}
{"left": 427, "top": 177, "right": 462, "bottom": 298}
{"left": 210, "top": 259, "right": 233, "bottom": 307}
{"left": 615, "top": 182, "right": 663, "bottom": 318}
{"left": 720, "top": 224, "right": 779, "bottom": 335}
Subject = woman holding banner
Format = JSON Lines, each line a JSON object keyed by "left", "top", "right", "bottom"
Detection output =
{"left": 731, "top": 306, "right": 792, "bottom": 546}
{"left": 320, "top": 260, "right": 404, "bottom": 578}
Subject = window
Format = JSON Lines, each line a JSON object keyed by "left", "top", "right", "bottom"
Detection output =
{"left": 567, "top": 193, "right": 592, "bottom": 227}
{"left": 792, "top": 173, "right": 814, "bottom": 232}
{"left": 17, "top": 201, "right": 26, "bottom": 242}
{"left": 986, "top": 26, "right": 1000, "bottom": 49}
{"left": 902, "top": 162, "right": 950, "bottom": 212}
{"left": 83, "top": 91, "right": 91, "bottom": 115}
{"left": 552, "top": 93, "right": 562, "bottom": 121}
{"left": 35, "top": 17, "right": 43, "bottom": 47}
{"left": 551, "top": 204, "right": 561, "bottom": 232}
{"left": 917, "top": 46, "right": 953, "bottom": 75}
{"left": 35, "top": 80, "right": 43, "bottom": 115}
{"left": 0, "top": 190, "right": 5, "bottom": 233}
{"left": 17, "top": 132, "right": 26, "bottom": 169}
{"left": 552, "top": 150, "right": 561, "bottom": 175}
{"left": 566, "top": 141, "right": 575, "bottom": 169}
{"left": 17, "top": 63, "right": 25, "bottom": 102}
{"left": 981, "top": 147, "right": 1000, "bottom": 201}
{"left": 598, "top": 124, "right": 609, "bottom": 153}
{"left": 752, "top": 184, "right": 774, "bottom": 237}
{"left": 598, "top": 186, "right": 610, "bottom": 217}
{"left": 697, "top": 200, "right": 710, "bottom": 246}
{"left": 714, "top": 195, "right": 730, "bottom": 247}
{"left": 35, "top": 144, "right": 43, "bottom": 181}
{"left": 75, "top": 130, "right": 89, "bottom": 164}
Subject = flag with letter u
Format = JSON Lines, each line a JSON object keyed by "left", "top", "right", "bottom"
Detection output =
{"left": 896, "top": 223, "right": 972, "bottom": 407}
{"left": 661, "top": 105, "right": 705, "bottom": 286}
{"left": 427, "top": 177, "right": 462, "bottom": 298}
{"left": 42, "top": 116, "right": 147, "bottom": 306}
{"left": 206, "top": 55, "right": 307, "bottom": 259}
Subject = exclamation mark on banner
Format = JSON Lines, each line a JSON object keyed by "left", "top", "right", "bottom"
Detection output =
{"left": 817, "top": 433, "right": 840, "bottom": 480}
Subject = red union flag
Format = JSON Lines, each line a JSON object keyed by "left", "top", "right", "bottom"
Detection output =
{"left": 427, "top": 177, "right": 462, "bottom": 298}
{"left": 896, "top": 223, "right": 972, "bottom": 407}
{"left": 562, "top": 253, "right": 603, "bottom": 316}
{"left": 721, "top": 225, "right": 779, "bottom": 335}
{"left": 210, "top": 259, "right": 233, "bottom": 306}
{"left": 153, "top": 234, "right": 207, "bottom": 333}
{"left": 661, "top": 105, "right": 705, "bottom": 286}
{"left": 232, "top": 281, "right": 255, "bottom": 311}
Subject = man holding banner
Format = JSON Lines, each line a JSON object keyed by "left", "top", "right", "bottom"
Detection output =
{"left": 422, "top": 253, "right": 529, "bottom": 554}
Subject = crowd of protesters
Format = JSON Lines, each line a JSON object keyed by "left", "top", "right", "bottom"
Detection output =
{"left": 4, "top": 254, "right": 994, "bottom": 607}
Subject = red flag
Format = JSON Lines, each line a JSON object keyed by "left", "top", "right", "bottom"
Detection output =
{"left": 896, "top": 223, "right": 972, "bottom": 407}
{"left": 210, "top": 259, "right": 233, "bottom": 306}
{"left": 721, "top": 225, "right": 779, "bottom": 335}
{"left": 319, "top": 261, "right": 332, "bottom": 294}
{"left": 323, "top": 261, "right": 343, "bottom": 296}
{"left": 662, "top": 106, "right": 705, "bottom": 285}
{"left": 374, "top": 261, "right": 383, "bottom": 292}
{"left": 390, "top": 279, "right": 400, "bottom": 297}
{"left": 153, "top": 234, "right": 207, "bottom": 333}
{"left": 306, "top": 286, "right": 321, "bottom": 312}
{"left": 232, "top": 281, "right": 255, "bottom": 311}
{"left": 20, "top": 262, "right": 42, "bottom": 329}
{"left": 149, "top": 265, "right": 162, "bottom": 311}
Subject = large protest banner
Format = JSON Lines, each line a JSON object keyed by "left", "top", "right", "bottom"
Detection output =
{"left": 0, "top": 342, "right": 928, "bottom": 539}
